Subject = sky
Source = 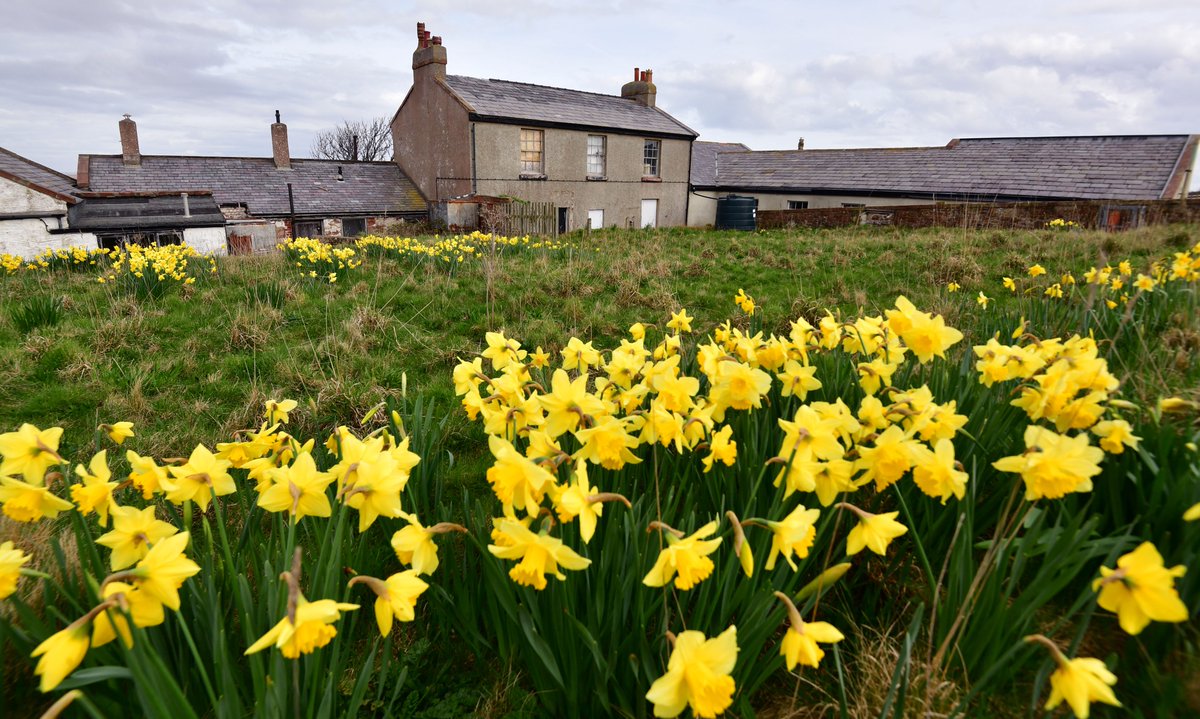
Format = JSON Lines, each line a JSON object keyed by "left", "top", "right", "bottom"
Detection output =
{"left": 2, "top": 0, "right": 1197, "bottom": 189}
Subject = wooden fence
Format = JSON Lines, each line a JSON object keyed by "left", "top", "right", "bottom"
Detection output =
{"left": 486, "top": 200, "right": 558, "bottom": 237}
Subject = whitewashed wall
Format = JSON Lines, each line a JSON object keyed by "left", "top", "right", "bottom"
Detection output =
{"left": 183, "top": 227, "right": 228, "bottom": 256}
{"left": 0, "top": 176, "right": 66, "bottom": 214}
{"left": 0, "top": 219, "right": 97, "bottom": 259}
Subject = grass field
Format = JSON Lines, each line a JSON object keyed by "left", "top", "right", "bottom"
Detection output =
{"left": 1, "top": 224, "right": 1196, "bottom": 478}
{"left": 1, "top": 223, "right": 1198, "bottom": 719}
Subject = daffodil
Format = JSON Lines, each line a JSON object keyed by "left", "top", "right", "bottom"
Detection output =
{"left": 775, "top": 592, "right": 843, "bottom": 670}
{"left": 856, "top": 425, "right": 924, "bottom": 491}
{"left": 993, "top": 426, "right": 1104, "bottom": 501}
{"left": 0, "top": 423, "right": 64, "bottom": 483}
{"left": 0, "top": 540, "right": 31, "bottom": 599}
{"left": 574, "top": 414, "right": 643, "bottom": 471}
{"left": 245, "top": 595, "right": 359, "bottom": 658}
{"left": 486, "top": 435, "right": 557, "bottom": 515}
{"left": 666, "top": 308, "right": 693, "bottom": 334}
{"left": 340, "top": 442, "right": 417, "bottom": 531}
{"left": 763, "top": 504, "right": 820, "bottom": 571}
{"left": 645, "top": 626, "right": 738, "bottom": 718}
{"left": 487, "top": 517, "right": 591, "bottom": 590}
{"left": 537, "top": 369, "right": 608, "bottom": 438}
{"left": 912, "top": 438, "right": 968, "bottom": 504}
{"left": 257, "top": 452, "right": 334, "bottom": 521}
{"left": 702, "top": 425, "right": 737, "bottom": 473}
{"left": 129, "top": 531, "right": 201, "bottom": 612}
{"left": 1025, "top": 635, "right": 1120, "bottom": 719}
{"left": 1185, "top": 503, "right": 1200, "bottom": 521}
{"left": 644, "top": 520, "right": 723, "bottom": 590}
{"left": 1093, "top": 542, "right": 1187, "bottom": 635}
{"left": 561, "top": 336, "right": 601, "bottom": 373}
{"left": 708, "top": 360, "right": 772, "bottom": 421}
{"left": 0, "top": 476, "right": 74, "bottom": 522}
{"left": 91, "top": 581, "right": 166, "bottom": 648}
{"left": 976, "top": 291, "right": 990, "bottom": 309}
{"left": 99, "top": 421, "right": 135, "bottom": 445}
{"left": 32, "top": 623, "right": 90, "bottom": 693}
{"left": 390, "top": 512, "right": 465, "bottom": 575}
{"left": 96, "top": 505, "right": 178, "bottom": 570}
{"left": 629, "top": 322, "right": 647, "bottom": 341}
{"left": 164, "top": 444, "right": 235, "bottom": 512}
{"left": 349, "top": 571, "right": 429, "bottom": 638}
{"left": 551, "top": 460, "right": 602, "bottom": 542}
{"left": 264, "top": 398, "right": 298, "bottom": 424}
{"left": 840, "top": 504, "right": 907, "bottom": 556}
{"left": 1090, "top": 419, "right": 1140, "bottom": 455}
{"left": 126, "top": 450, "right": 168, "bottom": 499}
{"left": 69, "top": 450, "right": 118, "bottom": 527}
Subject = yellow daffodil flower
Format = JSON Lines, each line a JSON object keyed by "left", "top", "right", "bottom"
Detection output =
{"left": 645, "top": 626, "right": 738, "bottom": 718}
{"left": 1185, "top": 503, "right": 1200, "bottom": 521}
{"left": 341, "top": 441, "right": 417, "bottom": 531}
{"left": 129, "top": 532, "right": 201, "bottom": 612}
{"left": 245, "top": 595, "right": 359, "bottom": 658}
{"left": 487, "top": 517, "right": 591, "bottom": 590}
{"left": 734, "top": 288, "right": 756, "bottom": 315}
{"left": 350, "top": 571, "right": 429, "bottom": 638}
{"left": 912, "top": 438, "right": 968, "bottom": 504}
{"left": 96, "top": 505, "right": 178, "bottom": 570}
{"left": 0, "top": 476, "right": 74, "bottom": 523}
{"left": 389, "top": 512, "right": 465, "bottom": 575}
{"left": 976, "top": 291, "right": 990, "bottom": 309}
{"left": 0, "top": 540, "right": 32, "bottom": 599}
{"left": 666, "top": 308, "right": 693, "bottom": 334}
{"left": 101, "top": 421, "right": 135, "bottom": 445}
{"left": 538, "top": 369, "right": 608, "bottom": 438}
{"left": 32, "top": 622, "right": 90, "bottom": 693}
{"left": 1090, "top": 419, "right": 1140, "bottom": 455}
{"left": 1025, "top": 635, "right": 1120, "bottom": 719}
{"left": 125, "top": 450, "right": 168, "bottom": 499}
{"left": 702, "top": 426, "right": 737, "bottom": 473}
{"left": 69, "top": 450, "right": 118, "bottom": 527}
{"left": 486, "top": 435, "right": 557, "bottom": 515}
{"left": 574, "top": 414, "right": 643, "bottom": 471}
{"left": 1028, "top": 264, "right": 1046, "bottom": 277}
{"left": 644, "top": 520, "right": 723, "bottom": 590}
{"left": 993, "top": 426, "right": 1104, "bottom": 501}
{"left": 764, "top": 504, "right": 820, "bottom": 571}
{"left": 264, "top": 398, "right": 299, "bottom": 425}
{"left": 946, "top": 281, "right": 961, "bottom": 293}
{"left": 1093, "top": 542, "right": 1187, "bottom": 635}
{"left": 840, "top": 504, "right": 908, "bottom": 556}
{"left": 775, "top": 592, "right": 843, "bottom": 670}
{"left": 258, "top": 452, "right": 334, "bottom": 522}
{"left": 164, "top": 444, "right": 235, "bottom": 512}
{"left": 0, "top": 424, "right": 65, "bottom": 483}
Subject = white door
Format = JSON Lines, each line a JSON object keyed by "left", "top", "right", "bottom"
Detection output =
{"left": 587, "top": 209, "right": 604, "bottom": 229}
{"left": 640, "top": 199, "right": 658, "bottom": 228}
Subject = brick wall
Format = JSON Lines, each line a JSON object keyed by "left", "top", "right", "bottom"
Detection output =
{"left": 758, "top": 198, "right": 1200, "bottom": 231}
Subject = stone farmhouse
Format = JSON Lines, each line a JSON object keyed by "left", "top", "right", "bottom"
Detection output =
{"left": 392, "top": 23, "right": 697, "bottom": 232}
{"left": 689, "top": 135, "right": 1199, "bottom": 226}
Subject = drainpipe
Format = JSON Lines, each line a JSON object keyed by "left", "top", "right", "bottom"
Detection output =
{"left": 287, "top": 182, "right": 296, "bottom": 239}
{"left": 470, "top": 122, "right": 478, "bottom": 196}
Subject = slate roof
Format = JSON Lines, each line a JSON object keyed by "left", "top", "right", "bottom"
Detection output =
{"left": 443, "top": 75, "right": 698, "bottom": 139}
{"left": 83, "top": 156, "right": 427, "bottom": 217}
{"left": 708, "top": 135, "right": 1198, "bottom": 201}
{"left": 690, "top": 141, "right": 751, "bottom": 186}
{"left": 0, "top": 146, "right": 80, "bottom": 203}
{"left": 69, "top": 194, "right": 225, "bottom": 231}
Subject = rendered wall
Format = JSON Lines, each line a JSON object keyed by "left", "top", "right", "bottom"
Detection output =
{"left": 472, "top": 124, "right": 691, "bottom": 229}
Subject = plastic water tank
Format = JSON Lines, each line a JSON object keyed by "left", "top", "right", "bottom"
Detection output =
{"left": 715, "top": 195, "right": 757, "bottom": 231}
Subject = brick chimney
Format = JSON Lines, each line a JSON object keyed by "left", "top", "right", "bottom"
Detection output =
{"left": 119, "top": 114, "right": 141, "bottom": 166}
{"left": 797, "top": 138, "right": 805, "bottom": 151}
{"left": 621, "top": 68, "right": 656, "bottom": 108}
{"left": 412, "top": 22, "right": 447, "bottom": 84}
{"left": 271, "top": 110, "right": 290, "bottom": 170}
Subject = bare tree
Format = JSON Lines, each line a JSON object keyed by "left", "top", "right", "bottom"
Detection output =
{"left": 310, "top": 117, "right": 393, "bottom": 162}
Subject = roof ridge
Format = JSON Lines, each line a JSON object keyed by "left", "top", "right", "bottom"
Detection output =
{"left": 957, "top": 134, "right": 1193, "bottom": 142}
{"left": 0, "top": 145, "right": 79, "bottom": 185}
{"left": 450, "top": 74, "right": 628, "bottom": 101}
{"left": 87, "top": 154, "right": 398, "bottom": 166}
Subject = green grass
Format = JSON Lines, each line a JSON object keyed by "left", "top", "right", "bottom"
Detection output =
{"left": 0, "top": 224, "right": 1194, "bottom": 478}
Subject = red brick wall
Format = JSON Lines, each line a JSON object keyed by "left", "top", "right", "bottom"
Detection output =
{"left": 757, "top": 198, "right": 1200, "bottom": 231}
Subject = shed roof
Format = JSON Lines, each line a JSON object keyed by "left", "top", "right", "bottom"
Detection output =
{"left": 690, "top": 141, "right": 751, "bottom": 186}
{"left": 69, "top": 193, "right": 225, "bottom": 231}
{"left": 82, "top": 155, "right": 427, "bottom": 217}
{"left": 708, "top": 135, "right": 1198, "bottom": 201}
{"left": 442, "top": 75, "right": 698, "bottom": 138}
{"left": 0, "top": 146, "right": 80, "bottom": 204}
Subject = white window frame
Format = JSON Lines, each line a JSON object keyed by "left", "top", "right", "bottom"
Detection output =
{"left": 787, "top": 200, "right": 809, "bottom": 210}
{"left": 520, "top": 128, "right": 545, "bottom": 176}
{"left": 586, "top": 135, "right": 606, "bottom": 178}
{"left": 642, "top": 139, "right": 661, "bottom": 178}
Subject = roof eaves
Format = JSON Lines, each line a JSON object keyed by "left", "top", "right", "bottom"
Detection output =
{"left": 0, "top": 168, "right": 80, "bottom": 205}
{"left": 1160, "top": 134, "right": 1199, "bottom": 199}
{"left": 467, "top": 113, "right": 696, "bottom": 139}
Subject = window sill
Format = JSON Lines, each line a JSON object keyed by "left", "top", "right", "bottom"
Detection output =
{"left": 519, "top": 173, "right": 547, "bottom": 181}
{"left": 586, "top": 175, "right": 607, "bottom": 182}
{"left": 641, "top": 176, "right": 662, "bottom": 183}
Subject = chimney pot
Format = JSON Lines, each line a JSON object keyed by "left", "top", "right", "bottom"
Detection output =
{"left": 119, "top": 114, "right": 141, "bottom": 167}
{"left": 432, "top": 36, "right": 442, "bottom": 45}
{"left": 412, "top": 24, "right": 447, "bottom": 80}
{"left": 797, "top": 138, "right": 805, "bottom": 150}
{"left": 621, "top": 66, "right": 657, "bottom": 108}
{"left": 646, "top": 69, "right": 653, "bottom": 83}
{"left": 634, "top": 67, "right": 640, "bottom": 81}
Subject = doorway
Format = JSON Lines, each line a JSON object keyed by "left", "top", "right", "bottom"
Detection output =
{"left": 557, "top": 207, "right": 569, "bottom": 235}
{"left": 640, "top": 199, "right": 658, "bottom": 228}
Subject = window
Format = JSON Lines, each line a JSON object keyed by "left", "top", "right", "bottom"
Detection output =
{"left": 520, "top": 129, "right": 544, "bottom": 175}
{"left": 643, "top": 139, "right": 661, "bottom": 177}
{"left": 295, "top": 220, "right": 323, "bottom": 238}
{"left": 841, "top": 203, "right": 866, "bottom": 208}
{"left": 586, "top": 135, "right": 606, "bottom": 177}
{"left": 787, "top": 201, "right": 809, "bottom": 210}
{"left": 342, "top": 218, "right": 366, "bottom": 237}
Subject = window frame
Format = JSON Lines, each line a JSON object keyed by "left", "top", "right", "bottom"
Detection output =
{"left": 787, "top": 200, "right": 809, "bottom": 210}
{"left": 642, "top": 139, "right": 661, "bottom": 179}
{"left": 520, "top": 128, "right": 545, "bottom": 177}
{"left": 586, "top": 134, "right": 607, "bottom": 179}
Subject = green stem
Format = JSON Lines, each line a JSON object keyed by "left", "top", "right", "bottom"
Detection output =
{"left": 892, "top": 485, "right": 936, "bottom": 600}
{"left": 174, "top": 609, "right": 220, "bottom": 709}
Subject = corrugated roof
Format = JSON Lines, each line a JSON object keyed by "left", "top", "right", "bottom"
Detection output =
{"left": 84, "top": 156, "right": 427, "bottom": 216}
{"left": 690, "top": 141, "right": 751, "bottom": 186}
{"left": 0, "top": 146, "right": 80, "bottom": 203}
{"left": 443, "top": 75, "right": 698, "bottom": 138}
{"left": 710, "top": 135, "right": 1197, "bottom": 200}
{"left": 69, "top": 194, "right": 225, "bottom": 231}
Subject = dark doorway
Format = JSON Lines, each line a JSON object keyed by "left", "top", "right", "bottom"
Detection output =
{"left": 557, "top": 207, "right": 569, "bottom": 235}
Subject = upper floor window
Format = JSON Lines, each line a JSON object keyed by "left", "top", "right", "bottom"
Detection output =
{"left": 787, "top": 201, "right": 809, "bottom": 210}
{"left": 587, "top": 135, "right": 606, "bottom": 178}
{"left": 520, "top": 129, "right": 544, "bottom": 175}
{"left": 643, "top": 139, "right": 661, "bottom": 178}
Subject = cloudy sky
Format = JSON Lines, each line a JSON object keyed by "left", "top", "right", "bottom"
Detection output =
{"left": 2, "top": 0, "right": 1197, "bottom": 187}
